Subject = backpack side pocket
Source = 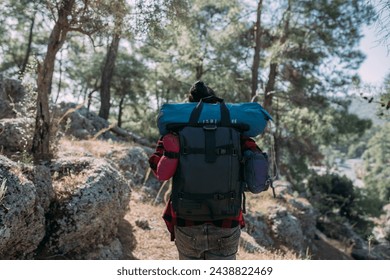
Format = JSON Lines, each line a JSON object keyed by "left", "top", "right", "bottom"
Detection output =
{"left": 243, "top": 150, "right": 269, "bottom": 194}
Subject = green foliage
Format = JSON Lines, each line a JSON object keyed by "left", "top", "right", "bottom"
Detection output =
{"left": 374, "top": 0, "right": 390, "bottom": 52}
{"left": 141, "top": 0, "right": 251, "bottom": 103}
{"left": 346, "top": 123, "right": 383, "bottom": 159}
{"left": 276, "top": 100, "right": 372, "bottom": 185}
{"left": 242, "top": 0, "right": 375, "bottom": 186}
{"left": 306, "top": 173, "right": 375, "bottom": 236}
{"left": 0, "top": 0, "right": 41, "bottom": 77}
{"left": 307, "top": 173, "right": 355, "bottom": 218}
{"left": 0, "top": 0, "right": 380, "bottom": 176}
{"left": 362, "top": 123, "right": 390, "bottom": 209}
{"left": 378, "top": 72, "right": 390, "bottom": 119}
{"left": 347, "top": 141, "right": 368, "bottom": 158}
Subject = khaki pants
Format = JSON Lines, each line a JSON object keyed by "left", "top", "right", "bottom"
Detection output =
{"left": 174, "top": 224, "right": 240, "bottom": 260}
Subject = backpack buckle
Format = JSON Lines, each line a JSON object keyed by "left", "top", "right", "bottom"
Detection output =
{"left": 203, "top": 124, "right": 217, "bottom": 131}
{"left": 213, "top": 193, "right": 225, "bottom": 200}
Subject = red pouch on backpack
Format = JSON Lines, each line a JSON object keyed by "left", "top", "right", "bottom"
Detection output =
{"left": 156, "top": 133, "right": 180, "bottom": 181}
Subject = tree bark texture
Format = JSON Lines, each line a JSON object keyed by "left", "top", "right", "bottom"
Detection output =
{"left": 32, "top": 0, "right": 74, "bottom": 162}
{"left": 98, "top": 33, "right": 121, "bottom": 120}
{"left": 19, "top": 13, "right": 35, "bottom": 79}
{"left": 195, "top": 60, "right": 204, "bottom": 81}
{"left": 263, "top": 0, "right": 291, "bottom": 175}
{"left": 251, "top": 0, "right": 263, "bottom": 100}
{"left": 263, "top": 63, "right": 277, "bottom": 115}
{"left": 118, "top": 94, "right": 125, "bottom": 128}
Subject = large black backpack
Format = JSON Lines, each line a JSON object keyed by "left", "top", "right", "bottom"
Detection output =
{"left": 169, "top": 100, "right": 245, "bottom": 221}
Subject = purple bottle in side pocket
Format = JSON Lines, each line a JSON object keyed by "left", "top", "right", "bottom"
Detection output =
{"left": 243, "top": 150, "right": 270, "bottom": 193}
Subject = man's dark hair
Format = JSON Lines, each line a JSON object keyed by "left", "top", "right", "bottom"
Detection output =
{"left": 188, "top": 81, "right": 220, "bottom": 103}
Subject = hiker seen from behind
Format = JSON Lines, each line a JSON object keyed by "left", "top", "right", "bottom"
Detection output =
{"left": 149, "top": 80, "right": 273, "bottom": 260}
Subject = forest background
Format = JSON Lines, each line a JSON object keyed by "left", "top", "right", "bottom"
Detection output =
{"left": 0, "top": 0, "right": 389, "bottom": 240}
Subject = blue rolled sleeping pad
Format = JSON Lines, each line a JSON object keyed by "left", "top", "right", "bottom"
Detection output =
{"left": 157, "top": 102, "right": 273, "bottom": 137}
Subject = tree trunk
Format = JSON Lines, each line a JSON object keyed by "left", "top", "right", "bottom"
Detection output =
{"left": 110, "top": 125, "right": 153, "bottom": 148}
{"left": 118, "top": 94, "right": 125, "bottom": 128}
{"left": 262, "top": 0, "right": 290, "bottom": 112}
{"left": 272, "top": 99, "right": 282, "bottom": 178}
{"left": 251, "top": 0, "right": 263, "bottom": 100}
{"left": 263, "top": 63, "right": 277, "bottom": 114}
{"left": 55, "top": 50, "right": 64, "bottom": 104}
{"left": 263, "top": 0, "right": 291, "bottom": 177}
{"left": 19, "top": 13, "right": 35, "bottom": 80}
{"left": 87, "top": 88, "right": 97, "bottom": 113}
{"left": 98, "top": 33, "right": 121, "bottom": 120}
{"left": 195, "top": 60, "right": 204, "bottom": 81}
{"left": 31, "top": 0, "right": 74, "bottom": 163}
{"left": 263, "top": 62, "right": 279, "bottom": 177}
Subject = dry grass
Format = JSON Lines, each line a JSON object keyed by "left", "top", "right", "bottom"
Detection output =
{"left": 238, "top": 246, "right": 299, "bottom": 260}
{"left": 245, "top": 191, "right": 277, "bottom": 213}
{"left": 92, "top": 123, "right": 117, "bottom": 140}
{"left": 56, "top": 103, "right": 85, "bottom": 125}
{"left": 124, "top": 191, "right": 178, "bottom": 260}
{"left": 52, "top": 168, "right": 90, "bottom": 201}
{"left": 57, "top": 138, "right": 132, "bottom": 158}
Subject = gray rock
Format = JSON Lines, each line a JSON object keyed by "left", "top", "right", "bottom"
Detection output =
{"left": 107, "top": 146, "right": 153, "bottom": 187}
{"left": 0, "top": 155, "right": 46, "bottom": 259}
{"left": 53, "top": 103, "right": 118, "bottom": 141}
{"left": 37, "top": 157, "right": 131, "bottom": 259}
{"left": 288, "top": 197, "right": 318, "bottom": 242}
{"left": 81, "top": 238, "right": 124, "bottom": 260}
{"left": 244, "top": 211, "right": 274, "bottom": 248}
{"left": 0, "top": 117, "right": 35, "bottom": 153}
{"left": 0, "top": 154, "right": 132, "bottom": 260}
{"left": 0, "top": 75, "right": 35, "bottom": 119}
{"left": 273, "top": 180, "right": 293, "bottom": 197}
{"left": 319, "top": 220, "right": 366, "bottom": 250}
{"left": 351, "top": 244, "right": 390, "bottom": 260}
{"left": 268, "top": 205, "right": 305, "bottom": 254}
{"left": 23, "top": 164, "right": 55, "bottom": 211}
{"left": 372, "top": 204, "right": 390, "bottom": 244}
{"left": 239, "top": 231, "right": 267, "bottom": 254}
{"left": 0, "top": 76, "right": 35, "bottom": 154}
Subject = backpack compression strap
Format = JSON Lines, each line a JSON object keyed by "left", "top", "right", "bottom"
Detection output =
{"left": 188, "top": 100, "right": 232, "bottom": 162}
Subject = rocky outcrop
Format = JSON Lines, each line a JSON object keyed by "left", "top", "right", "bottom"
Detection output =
{"left": 0, "top": 155, "right": 131, "bottom": 259}
{"left": 107, "top": 147, "right": 151, "bottom": 187}
{"left": 53, "top": 102, "right": 118, "bottom": 141}
{"left": 0, "top": 76, "right": 35, "bottom": 153}
{"left": 0, "top": 75, "right": 34, "bottom": 119}
{"left": 244, "top": 211, "right": 275, "bottom": 249}
{"left": 352, "top": 203, "right": 390, "bottom": 260}
{"left": 0, "top": 117, "right": 35, "bottom": 153}
{"left": 373, "top": 204, "right": 390, "bottom": 244}
{"left": 40, "top": 157, "right": 131, "bottom": 259}
{"left": 241, "top": 191, "right": 318, "bottom": 258}
{"left": 53, "top": 102, "right": 153, "bottom": 147}
{"left": 0, "top": 156, "right": 46, "bottom": 259}
{"left": 239, "top": 231, "right": 267, "bottom": 254}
